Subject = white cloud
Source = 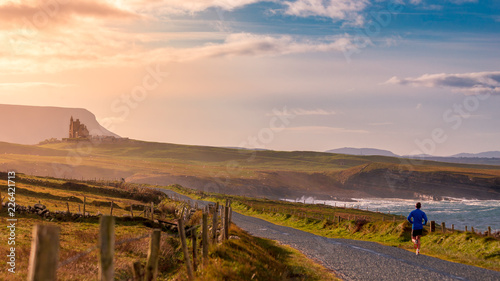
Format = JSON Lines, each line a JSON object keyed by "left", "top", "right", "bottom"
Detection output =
{"left": 1, "top": 30, "right": 359, "bottom": 73}
{"left": 385, "top": 71, "right": 500, "bottom": 95}
{"left": 130, "top": 0, "right": 264, "bottom": 15}
{"left": 171, "top": 33, "right": 357, "bottom": 60}
{"left": 284, "top": 0, "right": 368, "bottom": 25}
{"left": 0, "top": 0, "right": 138, "bottom": 29}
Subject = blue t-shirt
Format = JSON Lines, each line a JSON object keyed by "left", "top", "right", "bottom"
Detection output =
{"left": 407, "top": 209, "right": 428, "bottom": 230}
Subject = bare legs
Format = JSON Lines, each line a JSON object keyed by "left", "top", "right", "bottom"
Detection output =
{"left": 413, "top": 235, "right": 421, "bottom": 255}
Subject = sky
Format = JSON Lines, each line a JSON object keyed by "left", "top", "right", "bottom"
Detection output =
{"left": 1, "top": 0, "right": 499, "bottom": 156}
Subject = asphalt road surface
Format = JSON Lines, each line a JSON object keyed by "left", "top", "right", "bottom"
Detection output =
{"left": 160, "top": 189, "right": 500, "bottom": 281}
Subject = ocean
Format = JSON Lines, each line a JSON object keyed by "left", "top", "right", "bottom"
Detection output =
{"left": 286, "top": 197, "right": 500, "bottom": 233}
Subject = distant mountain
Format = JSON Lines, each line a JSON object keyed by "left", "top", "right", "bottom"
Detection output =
{"left": 0, "top": 104, "right": 119, "bottom": 145}
{"left": 326, "top": 147, "right": 399, "bottom": 157}
{"left": 451, "top": 151, "right": 500, "bottom": 158}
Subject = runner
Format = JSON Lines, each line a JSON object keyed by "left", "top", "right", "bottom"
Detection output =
{"left": 407, "top": 202, "right": 428, "bottom": 255}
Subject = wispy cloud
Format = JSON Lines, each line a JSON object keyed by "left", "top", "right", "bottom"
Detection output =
{"left": 172, "top": 33, "right": 357, "bottom": 60}
{"left": 0, "top": 0, "right": 138, "bottom": 29}
{"left": 385, "top": 71, "right": 500, "bottom": 95}
{"left": 2, "top": 31, "right": 359, "bottom": 73}
{"left": 0, "top": 82, "right": 75, "bottom": 88}
{"left": 130, "top": 0, "right": 264, "bottom": 15}
{"left": 283, "top": 0, "right": 368, "bottom": 25}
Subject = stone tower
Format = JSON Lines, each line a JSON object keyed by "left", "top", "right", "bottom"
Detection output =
{"left": 69, "top": 116, "right": 89, "bottom": 138}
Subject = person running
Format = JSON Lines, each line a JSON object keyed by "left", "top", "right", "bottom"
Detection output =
{"left": 407, "top": 202, "right": 428, "bottom": 255}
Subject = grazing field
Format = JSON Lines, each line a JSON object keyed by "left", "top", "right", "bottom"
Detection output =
{"left": 1, "top": 140, "right": 500, "bottom": 201}
{"left": 0, "top": 174, "right": 338, "bottom": 280}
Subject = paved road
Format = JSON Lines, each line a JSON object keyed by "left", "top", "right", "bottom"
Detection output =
{"left": 160, "top": 189, "right": 500, "bottom": 281}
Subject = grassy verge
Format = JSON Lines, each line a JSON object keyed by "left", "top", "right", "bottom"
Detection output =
{"left": 173, "top": 224, "right": 339, "bottom": 281}
{"left": 165, "top": 185, "right": 500, "bottom": 271}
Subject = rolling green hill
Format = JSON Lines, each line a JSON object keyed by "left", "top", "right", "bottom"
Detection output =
{"left": 1, "top": 139, "right": 500, "bottom": 200}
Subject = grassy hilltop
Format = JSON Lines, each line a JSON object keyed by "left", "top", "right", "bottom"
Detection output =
{"left": 0, "top": 139, "right": 499, "bottom": 200}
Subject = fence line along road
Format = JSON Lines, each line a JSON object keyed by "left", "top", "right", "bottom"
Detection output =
{"left": 159, "top": 189, "right": 500, "bottom": 281}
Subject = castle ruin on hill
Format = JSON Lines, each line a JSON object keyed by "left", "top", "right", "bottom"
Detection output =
{"left": 41, "top": 116, "right": 128, "bottom": 144}
{"left": 69, "top": 116, "right": 89, "bottom": 139}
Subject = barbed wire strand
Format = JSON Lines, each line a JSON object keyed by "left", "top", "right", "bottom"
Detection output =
{"left": 57, "top": 223, "right": 202, "bottom": 270}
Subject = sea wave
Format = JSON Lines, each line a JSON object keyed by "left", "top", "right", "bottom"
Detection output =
{"left": 283, "top": 197, "right": 500, "bottom": 232}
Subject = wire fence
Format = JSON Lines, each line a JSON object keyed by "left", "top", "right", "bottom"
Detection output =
{"left": 26, "top": 199, "right": 232, "bottom": 281}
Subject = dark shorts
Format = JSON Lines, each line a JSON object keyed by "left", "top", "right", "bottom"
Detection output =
{"left": 412, "top": 229, "right": 423, "bottom": 237}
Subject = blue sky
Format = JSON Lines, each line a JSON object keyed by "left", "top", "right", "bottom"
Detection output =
{"left": 1, "top": 0, "right": 499, "bottom": 155}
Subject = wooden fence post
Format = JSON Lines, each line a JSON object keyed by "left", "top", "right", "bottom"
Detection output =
{"left": 99, "top": 216, "right": 115, "bottom": 281}
{"left": 451, "top": 224, "right": 454, "bottom": 232}
{"left": 202, "top": 210, "right": 209, "bottom": 265}
{"left": 488, "top": 226, "right": 491, "bottom": 236}
{"left": 66, "top": 202, "right": 70, "bottom": 214}
{"left": 212, "top": 203, "right": 218, "bottom": 244}
{"left": 441, "top": 222, "right": 446, "bottom": 234}
{"left": 130, "top": 205, "right": 134, "bottom": 217}
{"left": 178, "top": 217, "right": 194, "bottom": 280}
{"left": 220, "top": 206, "right": 225, "bottom": 241}
{"left": 430, "top": 221, "right": 435, "bottom": 232}
{"left": 144, "top": 229, "right": 161, "bottom": 281}
{"left": 192, "top": 230, "right": 198, "bottom": 272}
{"left": 83, "top": 196, "right": 86, "bottom": 217}
{"left": 224, "top": 205, "right": 230, "bottom": 241}
{"left": 151, "top": 202, "right": 154, "bottom": 221}
{"left": 110, "top": 201, "right": 114, "bottom": 216}
{"left": 131, "top": 261, "right": 143, "bottom": 281}
{"left": 28, "top": 225, "right": 60, "bottom": 281}
{"left": 471, "top": 226, "right": 475, "bottom": 233}
{"left": 465, "top": 225, "right": 468, "bottom": 232}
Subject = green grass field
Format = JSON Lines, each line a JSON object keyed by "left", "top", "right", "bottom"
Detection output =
{"left": 2, "top": 139, "right": 500, "bottom": 201}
